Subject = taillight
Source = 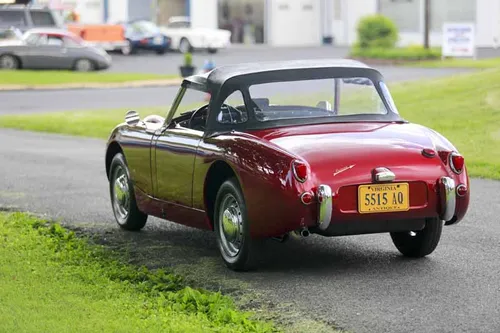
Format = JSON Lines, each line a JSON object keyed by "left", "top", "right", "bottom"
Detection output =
{"left": 292, "top": 160, "right": 308, "bottom": 183}
{"left": 449, "top": 152, "right": 464, "bottom": 174}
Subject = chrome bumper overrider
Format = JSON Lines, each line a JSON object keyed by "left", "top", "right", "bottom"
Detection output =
{"left": 440, "top": 176, "right": 456, "bottom": 222}
{"left": 317, "top": 185, "right": 333, "bottom": 230}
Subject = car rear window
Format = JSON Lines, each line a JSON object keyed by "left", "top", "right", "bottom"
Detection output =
{"left": 0, "top": 11, "right": 27, "bottom": 27}
{"left": 30, "top": 11, "right": 55, "bottom": 26}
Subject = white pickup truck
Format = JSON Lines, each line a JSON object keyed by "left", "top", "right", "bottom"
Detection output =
{"left": 159, "top": 16, "right": 231, "bottom": 53}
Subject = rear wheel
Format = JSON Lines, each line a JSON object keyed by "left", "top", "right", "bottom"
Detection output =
{"left": 179, "top": 38, "right": 192, "bottom": 53}
{"left": 214, "top": 178, "right": 263, "bottom": 271}
{"left": 121, "top": 40, "right": 134, "bottom": 55}
{"left": 109, "top": 153, "right": 147, "bottom": 231}
{"left": 155, "top": 47, "right": 167, "bottom": 55}
{"left": 390, "top": 217, "right": 443, "bottom": 257}
{"left": 74, "top": 58, "right": 94, "bottom": 72}
{"left": 0, "top": 54, "right": 19, "bottom": 70}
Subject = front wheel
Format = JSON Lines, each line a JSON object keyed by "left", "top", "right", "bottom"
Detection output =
{"left": 74, "top": 58, "right": 94, "bottom": 72}
{"left": 214, "top": 178, "right": 262, "bottom": 271}
{"left": 0, "top": 54, "right": 19, "bottom": 69}
{"left": 390, "top": 217, "right": 443, "bottom": 257}
{"left": 109, "top": 153, "right": 147, "bottom": 231}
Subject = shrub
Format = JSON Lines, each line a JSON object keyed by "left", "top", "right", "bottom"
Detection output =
{"left": 183, "top": 52, "right": 193, "bottom": 67}
{"left": 350, "top": 46, "right": 441, "bottom": 61}
{"left": 356, "top": 14, "right": 398, "bottom": 49}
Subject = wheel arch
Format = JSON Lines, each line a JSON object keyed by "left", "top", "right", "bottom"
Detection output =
{"left": 0, "top": 53, "right": 22, "bottom": 69}
{"left": 105, "top": 141, "right": 124, "bottom": 180}
{"left": 203, "top": 160, "right": 241, "bottom": 229}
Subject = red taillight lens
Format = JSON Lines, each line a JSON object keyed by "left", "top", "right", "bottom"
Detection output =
{"left": 449, "top": 152, "right": 464, "bottom": 174}
{"left": 292, "top": 160, "right": 308, "bottom": 183}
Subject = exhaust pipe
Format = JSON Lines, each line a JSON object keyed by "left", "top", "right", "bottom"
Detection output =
{"left": 293, "top": 227, "right": 310, "bottom": 238}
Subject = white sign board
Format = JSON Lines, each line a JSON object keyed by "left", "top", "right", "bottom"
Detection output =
{"left": 442, "top": 23, "right": 476, "bottom": 58}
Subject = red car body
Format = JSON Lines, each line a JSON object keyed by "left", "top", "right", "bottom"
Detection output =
{"left": 105, "top": 59, "right": 470, "bottom": 270}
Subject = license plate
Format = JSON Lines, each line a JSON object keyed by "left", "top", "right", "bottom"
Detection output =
{"left": 358, "top": 183, "right": 409, "bottom": 214}
{"left": 153, "top": 36, "right": 163, "bottom": 45}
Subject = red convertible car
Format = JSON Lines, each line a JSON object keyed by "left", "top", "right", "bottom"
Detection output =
{"left": 105, "top": 59, "right": 470, "bottom": 271}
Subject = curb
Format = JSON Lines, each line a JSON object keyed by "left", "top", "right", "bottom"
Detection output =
{"left": 0, "top": 78, "right": 183, "bottom": 92}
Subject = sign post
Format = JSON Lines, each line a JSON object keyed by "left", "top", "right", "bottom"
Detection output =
{"left": 442, "top": 22, "right": 476, "bottom": 60}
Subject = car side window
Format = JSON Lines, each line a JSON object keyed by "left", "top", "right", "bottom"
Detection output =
{"left": 168, "top": 21, "right": 190, "bottom": 29}
{"left": 217, "top": 91, "right": 248, "bottom": 125}
{"left": 0, "top": 10, "right": 26, "bottom": 26}
{"left": 30, "top": 11, "right": 56, "bottom": 26}
{"left": 46, "top": 35, "right": 63, "bottom": 46}
{"left": 24, "top": 33, "right": 41, "bottom": 45}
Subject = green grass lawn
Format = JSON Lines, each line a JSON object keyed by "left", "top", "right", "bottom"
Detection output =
{"left": 0, "top": 70, "right": 178, "bottom": 86}
{"left": 408, "top": 57, "right": 500, "bottom": 69}
{"left": 0, "top": 68, "right": 499, "bottom": 179}
{"left": 0, "top": 212, "right": 276, "bottom": 333}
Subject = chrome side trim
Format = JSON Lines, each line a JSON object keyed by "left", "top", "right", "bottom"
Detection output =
{"left": 374, "top": 167, "right": 395, "bottom": 182}
{"left": 317, "top": 185, "right": 333, "bottom": 231}
{"left": 440, "top": 176, "right": 456, "bottom": 221}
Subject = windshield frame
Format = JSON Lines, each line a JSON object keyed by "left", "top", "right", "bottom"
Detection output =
{"left": 203, "top": 67, "right": 404, "bottom": 135}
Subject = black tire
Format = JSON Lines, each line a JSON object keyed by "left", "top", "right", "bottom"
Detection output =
{"left": 155, "top": 47, "right": 167, "bottom": 55}
{"left": 214, "top": 177, "right": 263, "bottom": 271}
{"left": 109, "top": 153, "right": 147, "bottom": 231}
{"left": 0, "top": 54, "right": 20, "bottom": 70}
{"left": 179, "top": 38, "right": 192, "bottom": 53}
{"left": 121, "top": 40, "right": 135, "bottom": 55}
{"left": 74, "top": 58, "right": 95, "bottom": 72}
{"left": 207, "top": 47, "right": 218, "bottom": 54}
{"left": 390, "top": 218, "right": 443, "bottom": 258}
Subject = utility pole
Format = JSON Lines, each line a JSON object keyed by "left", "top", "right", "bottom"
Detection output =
{"left": 423, "top": 0, "right": 430, "bottom": 49}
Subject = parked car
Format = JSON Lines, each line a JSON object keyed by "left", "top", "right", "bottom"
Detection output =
{"left": 104, "top": 59, "right": 470, "bottom": 271}
{"left": 0, "top": 4, "right": 63, "bottom": 32}
{"left": 0, "top": 28, "right": 111, "bottom": 71}
{"left": 159, "top": 16, "right": 231, "bottom": 53}
{"left": 67, "top": 23, "right": 129, "bottom": 54}
{"left": 121, "top": 20, "right": 171, "bottom": 55}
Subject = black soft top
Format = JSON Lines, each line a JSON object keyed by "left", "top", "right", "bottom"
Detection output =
{"left": 177, "top": 59, "right": 403, "bottom": 134}
{"left": 182, "top": 59, "right": 378, "bottom": 93}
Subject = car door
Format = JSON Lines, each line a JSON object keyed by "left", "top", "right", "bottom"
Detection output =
{"left": 153, "top": 87, "right": 208, "bottom": 207}
{"left": 28, "top": 34, "right": 71, "bottom": 69}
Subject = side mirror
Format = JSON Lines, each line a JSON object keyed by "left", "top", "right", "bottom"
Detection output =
{"left": 125, "top": 110, "right": 140, "bottom": 126}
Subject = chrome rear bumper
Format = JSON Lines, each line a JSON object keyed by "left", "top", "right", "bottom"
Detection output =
{"left": 317, "top": 185, "right": 333, "bottom": 230}
{"left": 439, "top": 176, "right": 456, "bottom": 222}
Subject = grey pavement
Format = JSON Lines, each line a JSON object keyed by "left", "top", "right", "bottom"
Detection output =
{"left": 0, "top": 128, "right": 499, "bottom": 333}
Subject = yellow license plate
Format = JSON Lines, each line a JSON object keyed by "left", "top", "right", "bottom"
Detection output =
{"left": 358, "top": 183, "right": 410, "bottom": 214}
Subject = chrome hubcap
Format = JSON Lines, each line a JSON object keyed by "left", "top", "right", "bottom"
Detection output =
{"left": 0, "top": 56, "right": 15, "bottom": 69}
{"left": 218, "top": 194, "right": 243, "bottom": 258}
{"left": 112, "top": 166, "right": 130, "bottom": 221}
{"left": 76, "top": 60, "right": 91, "bottom": 71}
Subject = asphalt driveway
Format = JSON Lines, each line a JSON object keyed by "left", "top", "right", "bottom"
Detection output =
{"left": 0, "top": 128, "right": 499, "bottom": 333}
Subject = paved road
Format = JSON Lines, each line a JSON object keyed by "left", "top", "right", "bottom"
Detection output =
{"left": 107, "top": 45, "right": 500, "bottom": 75}
{"left": 1, "top": 128, "right": 499, "bottom": 333}
{"left": 0, "top": 65, "right": 469, "bottom": 115}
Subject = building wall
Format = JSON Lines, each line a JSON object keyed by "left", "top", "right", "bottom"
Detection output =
{"left": 157, "top": 0, "right": 186, "bottom": 25}
{"left": 190, "top": 0, "right": 217, "bottom": 29}
{"left": 476, "top": 0, "right": 500, "bottom": 47}
{"left": 127, "top": 0, "right": 153, "bottom": 21}
{"left": 267, "top": 0, "right": 321, "bottom": 46}
{"left": 107, "top": 0, "right": 127, "bottom": 23}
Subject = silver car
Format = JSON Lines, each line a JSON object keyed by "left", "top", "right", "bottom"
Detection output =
{"left": 0, "top": 28, "right": 112, "bottom": 71}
